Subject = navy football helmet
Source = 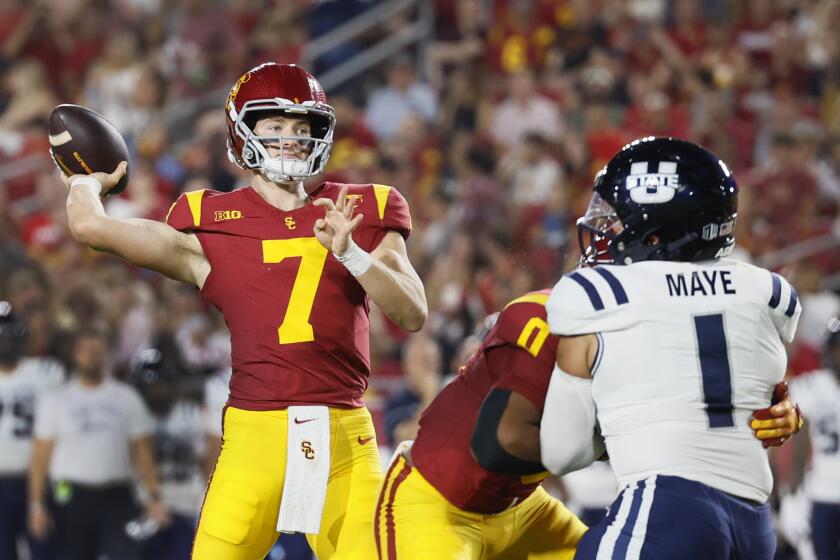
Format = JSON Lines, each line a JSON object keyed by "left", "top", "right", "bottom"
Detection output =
{"left": 128, "top": 348, "right": 180, "bottom": 416}
{"left": 0, "top": 301, "right": 26, "bottom": 365}
{"left": 578, "top": 137, "right": 739, "bottom": 265}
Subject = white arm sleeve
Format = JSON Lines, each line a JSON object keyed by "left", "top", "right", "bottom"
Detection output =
{"left": 539, "top": 365, "right": 605, "bottom": 476}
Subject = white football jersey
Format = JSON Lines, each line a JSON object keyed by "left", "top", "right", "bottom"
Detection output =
{"left": 0, "top": 358, "right": 64, "bottom": 474}
{"left": 154, "top": 400, "right": 207, "bottom": 516}
{"left": 203, "top": 368, "right": 231, "bottom": 437}
{"left": 546, "top": 258, "right": 801, "bottom": 503}
{"left": 790, "top": 369, "right": 840, "bottom": 503}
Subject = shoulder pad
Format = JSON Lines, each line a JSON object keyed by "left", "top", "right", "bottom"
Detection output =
{"left": 164, "top": 189, "right": 225, "bottom": 231}
{"left": 765, "top": 270, "right": 801, "bottom": 343}
{"left": 546, "top": 266, "right": 632, "bottom": 335}
{"left": 364, "top": 183, "right": 412, "bottom": 239}
{"left": 493, "top": 291, "right": 555, "bottom": 359}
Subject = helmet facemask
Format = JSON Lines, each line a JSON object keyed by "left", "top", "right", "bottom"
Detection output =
{"left": 578, "top": 192, "right": 717, "bottom": 266}
{"left": 577, "top": 192, "right": 624, "bottom": 266}
{"left": 227, "top": 99, "right": 335, "bottom": 184}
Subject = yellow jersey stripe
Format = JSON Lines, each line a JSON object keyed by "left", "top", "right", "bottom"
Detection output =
{"left": 186, "top": 190, "right": 206, "bottom": 227}
{"left": 504, "top": 293, "right": 550, "bottom": 309}
{"left": 372, "top": 184, "right": 391, "bottom": 220}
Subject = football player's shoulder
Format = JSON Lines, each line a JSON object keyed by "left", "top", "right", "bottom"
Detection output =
{"left": 547, "top": 265, "right": 632, "bottom": 334}
{"left": 310, "top": 182, "right": 412, "bottom": 241}
{"left": 330, "top": 181, "right": 412, "bottom": 238}
{"left": 496, "top": 290, "right": 551, "bottom": 343}
{"left": 492, "top": 290, "right": 560, "bottom": 360}
{"left": 737, "top": 262, "right": 802, "bottom": 341}
{"left": 715, "top": 258, "right": 773, "bottom": 300}
{"left": 165, "top": 187, "right": 229, "bottom": 231}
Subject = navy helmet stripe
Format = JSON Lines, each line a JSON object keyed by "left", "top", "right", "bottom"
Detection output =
{"left": 785, "top": 286, "right": 799, "bottom": 318}
{"left": 769, "top": 274, "right": 782, "bottom": 309}
{"left": 568, "top": 271, "right": 605, "bottom": 311}
{"left": 594, "top": 267, "right": 629, "bottom": 305}
{"left": 612, "top": 479, "right": 647, "bottom": 559}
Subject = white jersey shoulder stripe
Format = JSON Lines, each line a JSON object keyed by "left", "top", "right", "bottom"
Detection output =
{"left": 768, "top": 273, "right": 799, "bottom": 318}
{"left": 566, "top": 267, "right": 631, "bottom": 312}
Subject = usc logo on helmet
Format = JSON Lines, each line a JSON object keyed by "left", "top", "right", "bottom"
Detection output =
{"left": 226, "top": 71, "right": 253, "bottom": 112}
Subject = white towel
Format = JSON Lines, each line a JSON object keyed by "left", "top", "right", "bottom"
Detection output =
{"left": 276, "top": 405, "right": 331, "bottom": 534}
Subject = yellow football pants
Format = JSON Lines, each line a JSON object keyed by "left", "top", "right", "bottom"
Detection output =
{"left": 191, "top": 406, "right": 382, "bottom": 560}
{"left": 374, "top": 455, "right": 586, "bottom": 560}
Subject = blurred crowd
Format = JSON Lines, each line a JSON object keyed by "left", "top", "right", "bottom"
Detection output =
{"left": 1, "top": 0, "right": 840, "bottom": 558}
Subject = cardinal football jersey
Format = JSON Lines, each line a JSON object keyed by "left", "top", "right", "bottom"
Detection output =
{"left": 790, "top": 369, "right": 840, "bottom": 503}
{"left": 166, "top": 183, "right": 411, "bottom": 410}
{"left": 0, "top": 358, "right": 64, "bottom": 474}
{"left": 546, "top": 258, "right": 801, "bottom": 503}
{"left": 411, "top": 291, "right": 556, "bottom": 513}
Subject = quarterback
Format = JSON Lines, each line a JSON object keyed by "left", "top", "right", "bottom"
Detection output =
{"left": 61, "top": 63, "right": 426, "bottom": 559}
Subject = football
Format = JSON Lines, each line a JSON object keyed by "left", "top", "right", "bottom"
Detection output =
{"left": 48, "top": 104, "right": 130, "bottom": 195}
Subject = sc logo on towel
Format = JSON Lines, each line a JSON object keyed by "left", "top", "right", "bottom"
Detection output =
{"left": 301, "top": 441, "right": 315, "bottom": 460}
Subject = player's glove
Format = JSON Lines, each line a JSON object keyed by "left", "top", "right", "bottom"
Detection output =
{"left": 750, "top": 381, "right": 805, "bottom": 449}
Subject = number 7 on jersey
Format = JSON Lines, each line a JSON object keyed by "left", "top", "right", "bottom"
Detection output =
{"left": 262, "top": 238, "right": 329, "bottom": 344}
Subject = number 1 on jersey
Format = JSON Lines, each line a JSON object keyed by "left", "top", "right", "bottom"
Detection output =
{"left": 694, "top": 313, "right": 734, "bottom": 428}
{"left": 262, "top": 238, "right": 329, "bottom": 344}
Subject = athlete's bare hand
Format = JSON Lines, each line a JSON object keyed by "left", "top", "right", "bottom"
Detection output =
{"left": 313, "top": 185, "right": 363, "bottom": 255}
{"left": 62, "top": 161, "right": 127, "bottom": 197}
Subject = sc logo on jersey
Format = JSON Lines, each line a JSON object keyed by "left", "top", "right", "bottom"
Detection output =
{"left": 301, "top": 441, "right": 315, "bottom": 460}
{"left": 626, "top": 161, "right": 680, "bottom": 204}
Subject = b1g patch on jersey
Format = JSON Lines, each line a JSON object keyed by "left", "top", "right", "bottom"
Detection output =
{"left": 626, "top": 161, "right": 679, "bottom": 204}
{"left": 214, "top": 210, "right": 242, "bottom": 222}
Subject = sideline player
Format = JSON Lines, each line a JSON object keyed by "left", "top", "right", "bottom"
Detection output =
{"left": 375, "top": 289, "right": 800, "bottom": 559}
{"left": 0, "top": 302, "right": 62, "bottom": 560}
{"left": 789, "top": 319, "right": 840, "bottom": 559}
{"left": 59, "top": 62, "right": 427, "bottom": 560}
{"left": 541, "top": 137, "right": 803, "bottom": 559}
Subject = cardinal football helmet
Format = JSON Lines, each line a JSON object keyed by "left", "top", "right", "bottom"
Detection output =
{"left": 578, "top": 137, "right": 739, "bottom": 265}
{"left": 225, "top": 63, "right": 336, "bottom": 183}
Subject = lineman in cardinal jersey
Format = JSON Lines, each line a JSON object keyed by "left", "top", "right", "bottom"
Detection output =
{"left": 789, "top": 319, "right": 840, "bottom": 559}
{"left": 540, "top": 138, "right": 802, "bottom": 560}
{"left": 0, "top": 302, "right": 63, "bottom": 560}
{"left": 60, "top": 63, "right": 426, "bottom": 560}
{"left": 376, "top": 291, "right": 586, "bottom": 560}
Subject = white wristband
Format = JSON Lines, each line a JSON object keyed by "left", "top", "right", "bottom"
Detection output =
{"left": 70, "top": 176, "right": 103, "bottom": 197}
{"left": 334, "top": 239, "right": 373, "bottom": 277}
